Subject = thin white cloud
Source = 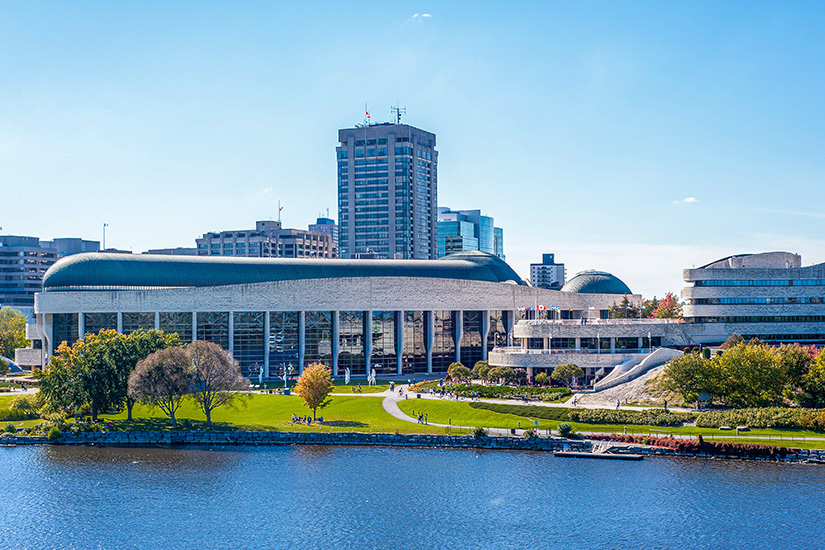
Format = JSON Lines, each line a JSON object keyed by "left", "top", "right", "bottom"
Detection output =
{"left": 411, "top": 13, "right": 432, "bottom": 22}
{"left": 756, "top": 208, "right": 825, "bottom": 219}
{"left": 673, "top": 197, "right": 698, "bottom": 204}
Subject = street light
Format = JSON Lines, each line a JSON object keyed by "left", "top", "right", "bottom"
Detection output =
{"left": 648, "top": 332, "right": 652, "bottom": 352}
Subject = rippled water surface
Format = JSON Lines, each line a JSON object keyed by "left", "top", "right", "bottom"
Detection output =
{"left": 1, "top": 444, "right": 824, "bottom": 549}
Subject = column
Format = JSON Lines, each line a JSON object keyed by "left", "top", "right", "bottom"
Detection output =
{"left": 455, "top": 311, "right": 463, "bottom": 363}
{"left": 228, "top": 311, "right": 234, "bottom": 355}
{"left": 78, "top": 313, "right": 85, "bottom": 340}
{"left": 264, "top": 311, "right": 271, "bottom": 378}
{"left": 575, "top": 337, "right": 581, "bottom": 351}
{"left": 481, "top": 310, "right": 490, "bottom": 361}
{"left": 425, "top": 311, "right": 434, "bottom": 374}
{"left": 364, "top": 310, "right": 373, "bottom": 376}
{"left": 116, "top": 312, "right": 123, "bottom": 334}
{"left": 637, "top": 337, "right": 644, "bottom": 351}
{"left": 298, "top": 311, "right": 305, "bottom": 373}
{"left": 154, "top": 312, "right": 160, "bottom": 330}
{"left": 191, "top": 312, "right": 198, "bottom": 343}
{"left": 610, "top": 337, "right": 616, "bottom": 354}
{"left": 332, "top": 311, "right": 339, "bottom": 377}
{"left": 543, "top": 337, "right": 550, "bottom": 350}
{"left": 396, "top": 311, "right": 403, "bottom": 375}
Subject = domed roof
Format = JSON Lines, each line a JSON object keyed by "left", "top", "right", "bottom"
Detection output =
{"left": 561, "top": 270, "right": 632, "bottom": 294}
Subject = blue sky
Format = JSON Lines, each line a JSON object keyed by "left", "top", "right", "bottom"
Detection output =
{"left": 1, "top": 1, "right": 824, "bottom": 297}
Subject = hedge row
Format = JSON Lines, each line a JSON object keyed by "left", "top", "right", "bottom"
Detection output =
{"left": 590, "top": 434, "right": 791, "bottom": 460}
{"left": 568, "top": 409, "right": 695, "bottom": 427}
{"left": 696, "top": 408, "right": 825, "bottom": 431}
{"left": 0, "top": 409, "right": 39, "bottom": 421}
{"left": 469, "top": 402, "right": 570, "bottom": 421}
{"left": 448, "top": 383, "right": 570, "bottom": 401}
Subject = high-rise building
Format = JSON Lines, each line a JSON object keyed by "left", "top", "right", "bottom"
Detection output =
{"left": 437, "top": 207, "right": 505, "bottom": 259}
{"left": 0, "top": 235, "right": 100, "bottom": 309}
{"left": 337, "top": 122, "right": 437, "bottom": 259}
{"left": 308, "top": 217, "right": 338, "bottom": 246}
{"left": 195, "top": 220, "right": 337, "bottom": 258}
{"left": 530, "top": 253, "right": 566, "bottom": 290}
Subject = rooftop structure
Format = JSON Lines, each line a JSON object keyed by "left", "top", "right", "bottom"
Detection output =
{"left": 530, "top": 253, "right": 565, "bottom": 290}
{"left": 196, "top": 220, "right": 336, "bottom": 259}
{"left": 437, "top": 207, "right": 504, "bottom": 259}
{"left": 561, "top": 271, "right": 632, "bottom": 295}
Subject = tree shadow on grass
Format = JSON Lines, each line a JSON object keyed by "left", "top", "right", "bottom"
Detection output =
{"left": 105, "top": 418, "right": 247, "bottom": 432}
{"left": 322, "top": 420, "right": 368, "bottom": 428}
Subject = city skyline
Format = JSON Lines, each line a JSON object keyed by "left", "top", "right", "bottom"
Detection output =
{"left": 2, "top": 2, "right": 825, "bottom": 297}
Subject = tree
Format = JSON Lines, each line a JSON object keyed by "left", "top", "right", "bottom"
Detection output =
{"left": 472, "top": 360, "right": 490, "bottom": 380}
{"left": 448, "top": 362, "right": 471, "bottom": 381}
{"left": 609, "top": 296, "right": 640, "bottom": 319}
{"left": 294, "top": 363, "right": 334, "bottom": 421}
{"left": 534, "top": 372, "right": 549, "bottom": 386}
{"left": 654, "top": 352, "right": 719, "bottom": 403}
{"left": 715, "top": 342, "right": 785, "bottom": 408}
{"left": 802, "top": 353, "right": 825, "bottom": 407}
{"left": 128, "top": 347, "right": 192, "bottom": 428}
{"left": 514, "top": 368, "right": 528, "bottom": 386}
{"left": 487, "top": 366, "right": 515, "bottom": 384}
{"left": 650, "top": 292, "right": 683, "bottom": 319}
{"left": 551, "top": 363, "right": 583, "bottom": 387}
{"left": 187, "top": 341, "right": 249, "bottom": 426}
{"left": 720, "top": 333, "right": 744, "bottom": 350}
{"left": 0, "top": 307, "right": 28, "bottom": 360}
{"left": 775, "top": 343, "right": 813, "bottom": 393}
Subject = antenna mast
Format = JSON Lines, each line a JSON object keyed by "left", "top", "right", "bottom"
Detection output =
{"left": 391, "top": 103, "right": 406, "bottom": 124}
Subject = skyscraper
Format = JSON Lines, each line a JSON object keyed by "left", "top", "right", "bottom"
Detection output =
{"left": 530, "top": 253, "right": 566, "bottom": 289}
{"left": 437, "top": 207, "right": 505, "bottom": 259}
{"left": 337, "top": 122, "right": 438, "bottom": 259}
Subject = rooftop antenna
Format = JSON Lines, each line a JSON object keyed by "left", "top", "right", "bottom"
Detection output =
{"left": 278, "top": 201, "right": 283, "bottom": 224}
{"left": 391, "top": 103, "right": 406, "bottom": 124}
{"left": 364, "top": 103, "right": 371, "bottom": 126}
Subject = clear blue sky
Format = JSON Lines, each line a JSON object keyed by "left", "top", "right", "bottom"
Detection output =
{"left": 2, "top": 1, "right": 824, "bottom": 297}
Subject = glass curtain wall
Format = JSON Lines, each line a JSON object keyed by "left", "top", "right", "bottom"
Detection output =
{"left": 84, "top": 313, "right": 117, "bottom": 336}
{"left": 304, "top": 311, "right": 333, "bottom": 368}
{"left": 233, "top": 312, "right": 264, "bottom": 378}
{"left": 197, "top": 312, "right": 229, "bottom": 349}
{"left": 460, "top": 311, "right": 483, "bottom": 367}
{"left": 52, "top": 313, "right": 78, "bottom": 347}
{"left": 338, "top": 311, "right": 366, "bottom": 375}
{"left": 122, "top": 313, "right": 155, "bottom": 335}
{"left": 370, "top": 311, "right": 397, "bottom": 375}
{"left": 159, "top": 312, "right": 192, "bottom": 342}
{"left": 402, "top": 311, "right": 427, "bottom": 374}
{"left": 431, "top": 310, "right": 456, "bottom": 372}
{"left": 487, "top": 310, "right": 508, "bottom": 352}
{"left": 269, "top": 312, "right": 299, "bottom": 376}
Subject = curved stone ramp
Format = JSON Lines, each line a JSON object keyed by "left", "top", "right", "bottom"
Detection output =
{"left": 593, "top": 356, "right": 643, "bottom": 388}
{"left": 593, "top": 348, "right": 683, "bottom": 392}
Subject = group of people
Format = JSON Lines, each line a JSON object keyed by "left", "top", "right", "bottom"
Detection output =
{"left": 291, "top": 414, "right": 322, "bottom": 425}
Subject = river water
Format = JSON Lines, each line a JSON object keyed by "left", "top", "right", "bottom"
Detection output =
{"left": 1, "top": 444, "right": 823, "bottom": 549}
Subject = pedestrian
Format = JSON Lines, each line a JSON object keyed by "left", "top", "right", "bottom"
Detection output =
{"left": 663, "top": 399, "right": 668, "bottom": 411}
{"left": 616, "top": 399, "right": 621, "bottom": 410}
{"left": 425, "top": 414, "right": 428, "bottom": 424}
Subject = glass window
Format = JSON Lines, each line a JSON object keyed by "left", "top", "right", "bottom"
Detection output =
{"left": 487, "top": 310, "right": 508, "bottom": 351}
{"left": 84, "top": 313, "right": 117, "bottom": 336}
{"left": 233, "top": 312, "right": 264, "bottom": 378}
{"left": 159, "top": 312, "right": 192, "bottom": 342}
{"left": 122, "top": 312, "right": 155, "bottom": 335}
{"left": 432, "top": 311, "right": 456, "bottom": 372}
{"left": 269, "top": 311, "right": 299, "bottom": 375}
{"left": 197, "top": 312, "right": 229, "bottom": 349}
{"left": 304, "top": 311, "right": 333, "bottom": 368}
{"left": 460, "top": 311, "right": 483, "bottom": 367}
{"left": 52, "top": 313, "right": 78, "bottom": 348}
{"left": 338, "top": 311, "right": 366, "bottom": 376}
{"left": 402, "top": 311, "right": 427, "bottom": 374}
{"left": 371, "top": 311, "right": 397, "bottom": 375}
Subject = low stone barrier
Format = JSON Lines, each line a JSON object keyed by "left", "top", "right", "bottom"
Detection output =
{"left": 0, "top": 431, "right": 592, "bottom": 453}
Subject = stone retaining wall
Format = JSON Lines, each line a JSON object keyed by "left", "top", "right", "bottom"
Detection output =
{"left": 0, "top": 431, "right": 592, "bottom": 453}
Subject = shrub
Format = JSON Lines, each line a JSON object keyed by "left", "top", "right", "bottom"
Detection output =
{"left": 449, "top": 383, "right": 570, "bottom": 401}
{"left": 567, "top": 408, "right": 695, "bottom": 427}
{"left": 472, "top": 427, "right": 488, "bottom": 438}
{"left": 470, "top": 402, "right": 570, "bottom": 421}
{"left": 590, "top": 434, "right": 790, "bottom": 460}
{"left": 4, "top": 422, "right": 15, "bottom": 433}
{"left": 47, "top": 426, "right": 62, "bottom": 441}
{"left": 0, "top": 409, "right": 39, "bottom": 422}
{"left": 9, "top": 394, "right": 40, "bottom": 411}
{"left": 696, "top": 408, "right": 825, "bottom": 431}
{"left": 534, "top": 372, "right": 549, "bottom": 386}
{"left": 472, "top": 361, "right": 490, "bottom": 380}
{"left": 557, "top": 422, "right": 574, "bottom": 438}
{"left": 523, "top": 428, "right": 538, "bottom": 439}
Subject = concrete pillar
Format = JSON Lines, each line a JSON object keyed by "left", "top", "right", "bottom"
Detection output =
{"left": 426, "top": 311, "right": 434, "bottom": 374}
{"left": 298, "top": 311, "right": 305, "bottom": 373}
{"left": 527, "top": 366, "right": 534, "bottom": 378}
{"left": 228, "top": 312, "right": 234, "bottom": 355}
{"left": 396, "top": 311, "right": 403, "bottom": 375}
{"left": 505, "top": 310, "right": 514, "bottom": 347}
{"left": 192, "top": 312, "right": 198, "bottom": 343}
{"left": 332, "top": 311, "right": 339, "bottom": 377}
{"left": 455, "top": 311, "right": 463, "bottom": 363}
{"left": 264, "top": 311, "right": 271, "bottom": 378}
{"left": 610, "top": 337, "right": 616, "bottom": 354}
{"left": 364, "top": 310, "right": 373, "bottom": 376}
{"left": 481, "top": 310, "right": 490, "bottom": 361}
{"left": 154, "top": 312, "right": 160, "bottom": 331}
{"left": 116, "top": 312, "right": 123, "bottom": 334}
{"left": 638, "top": 337, "right": 644, "bottom": 351}
{"left": 575, "top": 337, "right": 581, "bottom": 351}
{"left": 78, "top": 313, "right": 85, "bottom": 340}
{"left": 543, "top": 337, "right": 550, "bottom": 350}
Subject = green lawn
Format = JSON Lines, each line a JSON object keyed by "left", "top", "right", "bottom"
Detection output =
{"left": 255, "top": 379, "right": 391, "bottom": 393}
{"left": 97, "top": 394, "right": 442, "bottom": 434}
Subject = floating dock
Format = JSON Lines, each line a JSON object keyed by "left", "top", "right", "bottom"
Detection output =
{"left": 554, "top": 451, "right": 644, "bottom": 461}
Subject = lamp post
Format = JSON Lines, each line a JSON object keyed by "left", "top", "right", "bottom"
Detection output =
{"left": 648, "top": 332, "right": 652, "bottom": 352}
{"left": 597, "top": 332, "right": 600, "bottom": 355}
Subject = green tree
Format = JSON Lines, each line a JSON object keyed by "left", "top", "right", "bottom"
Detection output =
{"left": 551, "top": 363, "right": 584, "bottom": 387}
{"left": 447, "top": 362, "right": 470, "bottom": 381}
{"left": 0, "top": 307, "right": 29, "bottom": 360}
{"left": 128, "top": 347, "right": 192, "bottom": 428}
{"left": 609, "top": 296, "right": 639, "bottom": 319}
{"left": 716, "top": 343, "right": 785, "bottom": 407}
{"left": 719, "top": 333, "right": 744, "bottom": 350}
{"left": 188, "top": 340, "right": 249, "bottom": 426}
{"left": 472, "top": 360, "right": 490, "bottom": 380}
{"left": 534, "top": 372, "right": 549, "bottom": 386}
{"left": 487, "top": 366, "right": 515, "bottom": 384}
{"left": 654, "top": 351, "right": 719, "bottom": 403}
{"left": 294, "top": 363, "right": 334, "bottom": 421}
{"left": 802, "top": 352, "right": 825, "bottom": 407}
{"left": 775, "top": 343, "right": 813, "bottom": 391}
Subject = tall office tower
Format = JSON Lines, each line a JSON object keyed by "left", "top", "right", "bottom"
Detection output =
{"left": 308, "top": 217, "right": 338, "bottom": 246}
{"left": 337, "top": 122, "right": 438, "bottom": 259}
{"left": 530, "top": 253, "right": 566, "bottom": 290}
{"left": 437, "top": 207, "right": 505, "bottom": 259}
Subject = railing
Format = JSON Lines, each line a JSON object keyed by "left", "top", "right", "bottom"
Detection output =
{"left": 491, "top": 347, "right": 656, "bottom": 355}
{"left": 518, "top": 319, "right": 683, "bottom": 326}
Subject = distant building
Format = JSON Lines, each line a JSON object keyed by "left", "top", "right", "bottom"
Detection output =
{"left": 143, "top": 247, "right": 198, "bottom": 256}
{"left": 437, "top": 207, "right": 504, "bottom": 259}
{"left": 337, "top": 122, "right": 437, "bottom": 259}
{"left": 308, "top": 217, "right": 338, "bottom": 246}
{"left": 196, "top": 220, "right": 337, "bottom": 258}
{"left": 530, "top": 254, "right": 566, "bottom": 290}
{"left": 0, "top": 235, "right": 100, "bottom": 309}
